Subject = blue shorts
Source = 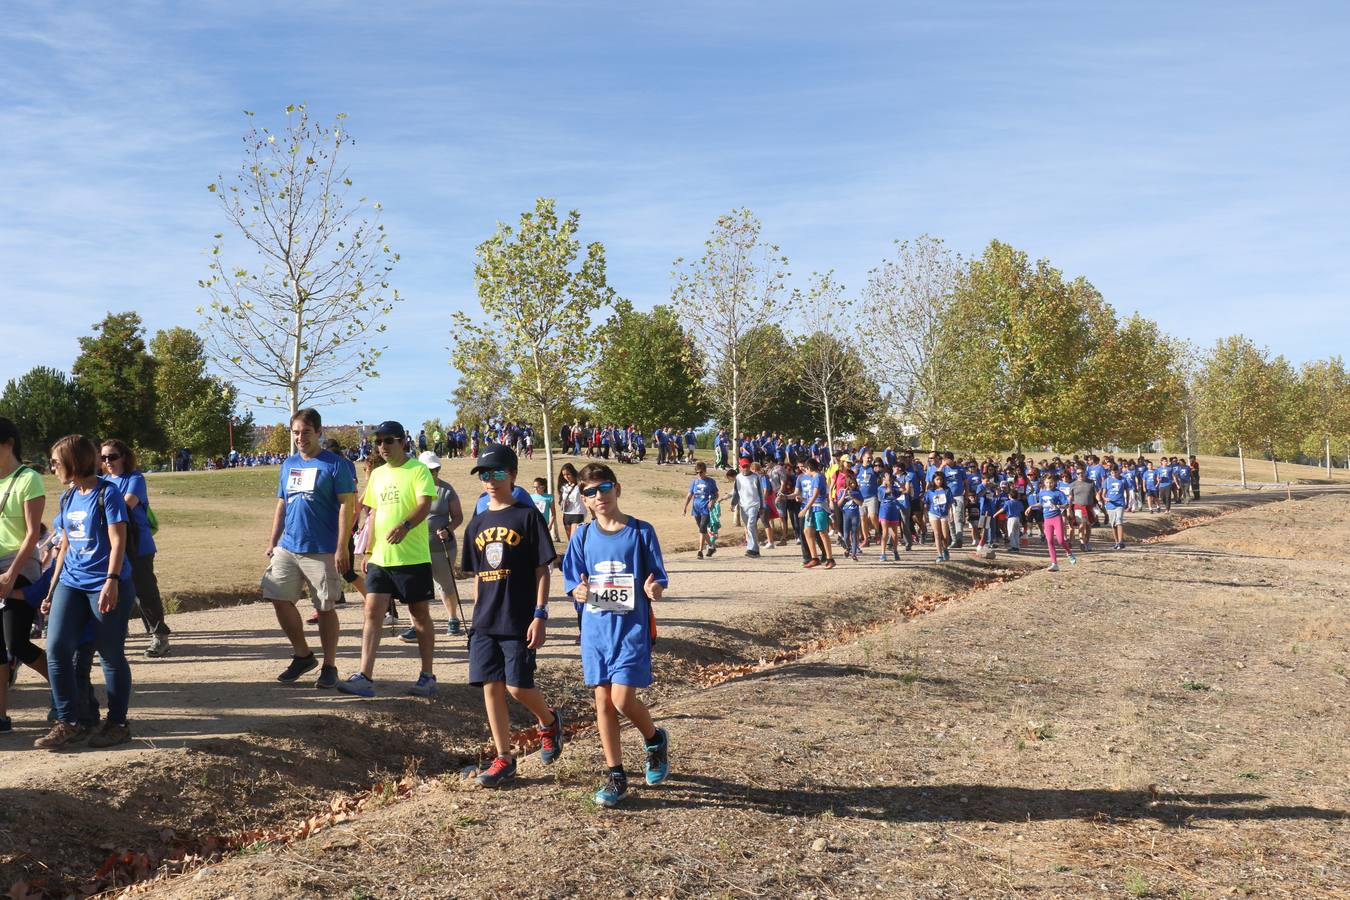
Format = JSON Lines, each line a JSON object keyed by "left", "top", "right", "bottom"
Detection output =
{"left": 805, "top": 508, "right": 831, "bottom": 532}
{"left": 468, "top": 631, "right": 536, "bottom": 688}
{"left": 582, "top": 623, "right": 653, "bottom": 689}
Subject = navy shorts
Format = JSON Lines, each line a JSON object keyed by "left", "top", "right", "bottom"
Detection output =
{"left": 468, "top": 631, "right": 536, "bottom": 689}
{"left": 365, "top": 562, "right": 434, "bottom": 603}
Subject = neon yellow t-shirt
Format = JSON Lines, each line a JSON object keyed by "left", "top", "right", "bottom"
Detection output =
{"left": 362, "top": 459, "right": 436, "bottom": 567}
{"left": 0, "top": 466, "right": 44, "bottom": 555}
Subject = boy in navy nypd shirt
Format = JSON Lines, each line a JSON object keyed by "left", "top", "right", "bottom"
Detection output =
{"left": 562, "top": 462, "right": 670, "bottom": 808}
{"left": 460, "top": 443, "right": 563, "bottom": 787}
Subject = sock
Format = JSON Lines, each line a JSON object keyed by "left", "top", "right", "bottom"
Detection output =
{"left": 608, "top": 764, "right": 627, "bottom": 784}
{"left": 643, "top": 729, "right": 663, "bottom": 748}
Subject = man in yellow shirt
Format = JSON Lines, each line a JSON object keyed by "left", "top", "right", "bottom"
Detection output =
{"left": 337, "top": 421, "right": 437, "bottom": 698}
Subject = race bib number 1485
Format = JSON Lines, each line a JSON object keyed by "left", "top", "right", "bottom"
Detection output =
{"left": 587, "top": 573, "right": 635, "bottom": 613}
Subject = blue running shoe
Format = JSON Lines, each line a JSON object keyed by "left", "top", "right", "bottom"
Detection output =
{"left": 1068, "top": 554, "right": 1079, "bottom": 566}
{"left": 447, "top": 619, "right": 461, "bottom": 636}
{"left": 407, "top": 673, "right": 438, "bottom": 698}
{"left": 476, "top": 755, "right": 517, "bottom": 787}
{"left": 538, "top": 707, "right": 564, "bottom": 764}
{"left": 336, "top": 672, "right": 376, "bottom": 697}
{"left": 644, "top": 727, "right": 669, "bottom": 785}
{"left": 594, "top": 771, "right": 628, "bottom": 808}
{"left": 398, "top": 627, "right": 418, "bottom": 644}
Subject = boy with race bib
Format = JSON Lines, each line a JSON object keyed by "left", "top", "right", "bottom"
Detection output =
{"left": 562, "top": 463, "right": 671, "bottom": 808}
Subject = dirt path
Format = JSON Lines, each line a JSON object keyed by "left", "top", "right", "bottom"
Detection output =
{"left": 2, "top": 488, "right": 1345, "bottom": 896}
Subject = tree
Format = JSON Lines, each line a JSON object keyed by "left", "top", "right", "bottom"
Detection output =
{"left": 259, "top": 423, "right": 293, "bottom": 456}
{"left": 1083, "top": 314, "right": 1183, "bottom": 451}
{"left": 1196, "top": 335, "right": 1277, "bottom": 487}
{"left": 1261, "top": 355, "right": 1304, "bottom": 482}
{"left": 1300, "top": 357, "right": 1349, "bottom": 477}
{"left": 792, "top": 271, "right": 857, "bottom": 450}
{"left": 450, "top": 334, "right": 515, "bottom": 426}
{"left": 673, "top": 208, "right": 789, "bottom": 443}
{"left": 451, "top": 198, "right": 616, "bottom": 536}
{"left": 0, "top": 367, "right": 97, "bottom": 465}
{"left": 948, "top": 242, "right": 1101, "bottom": 452}
{"left": 199, "top": 104, "right": 401, "bottom": 421}
{"left": 775, "top": 333, "right": 881, "bottom": 441}
{"left": 588, "top": 304, "right": 710, "bottom": 432}
{"left": 150, "top": 327, "right": 243, "bottom": 459}
{"left": 861, "top": 236, "right": 963, "bottom": 450}
{"left": 72, "top": 311, "right": 162, "bottom": 450}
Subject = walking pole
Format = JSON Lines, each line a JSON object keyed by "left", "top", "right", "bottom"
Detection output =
{"left": 441, "top": 539, "right": 470, "bottom": 639}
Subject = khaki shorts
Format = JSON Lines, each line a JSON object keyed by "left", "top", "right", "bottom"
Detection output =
{"left": 261, "top": 547, "right": 342, "bottom": 611}
{"left": 1107, "top": 507, "right": 1125, "bottom": 527}
{"left": 429, "top": 538, "right": 457, "bottom": 599}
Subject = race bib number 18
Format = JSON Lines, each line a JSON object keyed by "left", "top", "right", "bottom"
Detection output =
{"left": 587, "top": 573, "right": 635, "bottom": 613}
{"left": 287, "top": 466, "right": 318, "bottom": 495}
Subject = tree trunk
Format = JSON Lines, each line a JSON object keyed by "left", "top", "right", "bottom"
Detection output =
{"left": 290, "top": 295, "right": 303, "bottom": 454}
{"left": 1183, "top": 411, "right": 1192, "bottom": 457}
{"left": 823, "top": 394, "right": 834, "bottom": 458}
{"left": 539, "top": 401, "right": 560, "bottom": 542}
{"left": 1270, "top": 446, "right": 1279, "bottom": 484}
{"left": 1238, "top": 444, "right": 1246, "bottom": 488}
{"left": 1327, "top": 436, "right": 1332, "bottom": 479}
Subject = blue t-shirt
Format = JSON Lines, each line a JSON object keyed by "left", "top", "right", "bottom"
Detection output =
{"left": 799, "top": 473, "right": 827, "bottom": 509}
{"left": 54, "top": 479, "right": 133, "bottom": 591}
{"left": 1087, "top": 464, "right": 1106, "bottom": 489}
{"left": 842, "top": 489, "right": 862, "bottom": 510}
{"left": 1177, "top": 465, "right": 1191, "bottom": 483}
{"left": 998, "top": 498, "right": 1025, "bottom": 521}
{"left": 942, "top": 465, "right": 966, "bottom": 495}
{"left": 1035, "top": 488, "right": 1069, "bottom": 519}
{"left": 856, "top": 467, "right": 877, "bottom": 499}
{"left": 109, "top": 471, "right": 156, "bottom": 556}
{"left": 1143, "top": 468, "right": 1159, "bottom": 491}
{"left": 1103, "top": 476, "right": 1129, "bottom": 509}
{"left": 688, "top": 477, "right": 718, "bottom": 516}
{"left": 277, "top": 450, "right": 357, "bottom": 555}
{"left": 1157, "top": 465, "right": 1173, "bottom": 486}
{"left": 926, "top": 488, "right": 952, "bottom": 516}
{"left": 562, "top": 517, "right": 668, "bottom": 688}
{"left": 978, "top": 491, "right": 1000, "bottom": 516}
{"left": 474, "top": 485, "right": 536, "bottom": 516}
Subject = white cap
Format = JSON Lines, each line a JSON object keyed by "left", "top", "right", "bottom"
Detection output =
{"left": 418, "top": 450, "right": 442, "bottom": 470}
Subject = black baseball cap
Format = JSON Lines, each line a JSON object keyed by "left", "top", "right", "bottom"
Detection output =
{"left": 373, "top": 420, "right": 406, "bottom": 438}
{"left": 471, "top": 442, "right": 518, "bottom": 474}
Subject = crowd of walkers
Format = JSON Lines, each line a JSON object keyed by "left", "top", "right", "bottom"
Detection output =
{"left": 684, "top": 444, "right": 1200, "bottom": 571}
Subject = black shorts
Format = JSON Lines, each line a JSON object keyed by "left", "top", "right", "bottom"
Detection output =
{"left": 468, "top": 631, "right": 536, "bottom": 688}
{"left": 365, "top": 562, "right": 433, "bottom": 603}
{"left": 693, "top": 513, "right": 710, "bottom": 535}
{"left": 562, "top": 513, "right": 585, "bottom": 528}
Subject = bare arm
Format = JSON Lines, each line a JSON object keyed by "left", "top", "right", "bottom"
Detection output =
{"left": 335, "top": 491, "right": 354, "bottom": 572}
{"left": 267, "top": 498, "right": 285, "bottom": 554}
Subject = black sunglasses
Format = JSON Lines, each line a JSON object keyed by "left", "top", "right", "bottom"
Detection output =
{"left": 101, "top": 453, "right": 122, "bottom": 462}
{"left": 376, "top": 436, "right": 401, "bottom": 446}
{"left": 580, "top": 481, "right": 615, "bottom": 497}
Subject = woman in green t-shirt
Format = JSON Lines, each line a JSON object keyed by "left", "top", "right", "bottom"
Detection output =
{"left": 0, "top": 418, "right": 49, "bottom": 731}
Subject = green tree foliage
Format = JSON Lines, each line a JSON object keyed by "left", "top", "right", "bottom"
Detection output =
{"left": 259, "top": 423, "right": 293, "bottom": 456}
{"left": 0, "top": 367, "right": 97, "bottom": 465}
{"left": 1086, "top": 315, "right": 1183, "bottom": 450}
{"left": 1299, "top": 357, "right": 1349, "bottom": 476}
{"left": 450, "top": 334, "right": 516, "bottom": 425}
{"left": 1261, "top": 355, "right": 1305, "bottom": 482}
{"left": 1196, "top": 335, "right": 1278, "bottom": 487}
{"left": 673, "top": 209, "right": 790, "bottom": 442}
{"left": 199, "top": 104, "right": 401, "bottom": 418}
{"left": 451, "top": 198, "right": 616, "bottom": 534}
{"left": 72, "top": 311, "right": 163, "bottom": 451}
{"left": 588, "top": 304, "right": 709, "bottom": 431}
{"left": 768, "top": 333, "right": 881, "bottom": 441}
{"left": 150, "top": 327, "right": 242, "bottom": 459}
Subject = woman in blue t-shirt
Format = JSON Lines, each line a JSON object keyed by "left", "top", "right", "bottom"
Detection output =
{"left": 101, "top": 439, "right": 170, "bottom": 657}
{"left": 1034, "top": 473, "right": 1077, "bottom": 571}
{"left": 39, "top": 435, "right": 137, "bottom": 750}
{"left": 926, "top": 472, "right": 954, "bottom": 563}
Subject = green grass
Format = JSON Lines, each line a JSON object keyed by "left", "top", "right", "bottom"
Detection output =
{"left": 1181, "top": 678, "right": 1211, "bottom": 692}
{"left": 1124, "top": 868, "right": 1151, "bottom": 897}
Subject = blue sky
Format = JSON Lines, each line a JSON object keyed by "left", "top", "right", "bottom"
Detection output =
{"left": 4, "top": 1, "right": 1347, "bottom": 429}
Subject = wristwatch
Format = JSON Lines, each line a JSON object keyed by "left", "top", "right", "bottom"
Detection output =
{"left": 533, "top": 606, "right": 549, "bottom": 620}
{"left": 401, "top": 520, "right": 414, "bottom": 531}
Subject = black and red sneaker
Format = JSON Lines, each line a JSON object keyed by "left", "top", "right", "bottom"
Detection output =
{"left": 803, "top": 559, "right": 820, "bottom": 569}
{"left": 539, "top": 707, "right": 564, "bottom": 765}
{"left": 476, "top": 755, "right": 517, "bottom": 788}
{"left": 823, "top": 558, "right": 837, "bottom": 570}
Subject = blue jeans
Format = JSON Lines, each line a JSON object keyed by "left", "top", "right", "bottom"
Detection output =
{"left": 47, "top": 580, "right": 135, "bottom": 726}
{"left": 842, "top": 507, "right": 861, "bottom": 556}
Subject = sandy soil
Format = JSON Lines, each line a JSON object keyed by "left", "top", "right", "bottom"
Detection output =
{"left": 2, "top": 487, "right": 1346, "bottom": 898}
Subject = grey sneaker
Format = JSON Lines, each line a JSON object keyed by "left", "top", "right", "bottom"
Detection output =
{"left": 145, "top": 634, "right": 170, "bottom": 658}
